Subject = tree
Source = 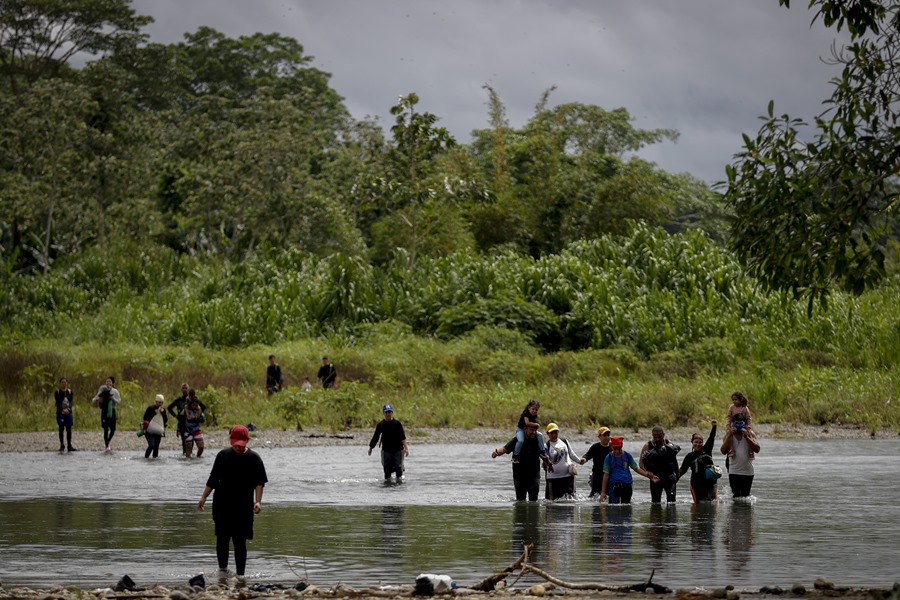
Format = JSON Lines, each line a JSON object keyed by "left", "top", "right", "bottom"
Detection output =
{"left": 0, "top": 0, "right": 150, "bottom": 96}
{"left": 723, "top": 0, "right": 900, "bottom": 311}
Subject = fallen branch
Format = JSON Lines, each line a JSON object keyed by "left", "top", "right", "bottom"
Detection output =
{"left": 470, "top": 544, "right": 533, "bottom": 591}
{"left": 470, "top": 544, "right": 670, "bottom": 594}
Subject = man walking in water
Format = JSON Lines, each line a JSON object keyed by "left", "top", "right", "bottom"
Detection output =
{"left": 198, "top": 425, "right": 268, "bottom": 582}
{"left": 640, "top": 425, "right": 681, "bottom": 503}
{"left": 491, "top": 421, "right": 553, "bottom": 501}
{"left": 368, "top": 404, "right": 408, "bottom": 481}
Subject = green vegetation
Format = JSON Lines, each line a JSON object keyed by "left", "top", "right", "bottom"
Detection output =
{"left": 3, "top": 1, "right": 899, "bottom": 435}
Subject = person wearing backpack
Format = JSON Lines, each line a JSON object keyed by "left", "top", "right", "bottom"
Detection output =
{"left": 678, "top": 420, "right": 720, "bottom": 503}
{"left": 600, "top": 436, "right": 659, "bottom": 504}
{"left": 640, "top": 426, "right": 682, "bottom": 503}
{"left": 543, "top": 423, "right": 582, "bottom": 500}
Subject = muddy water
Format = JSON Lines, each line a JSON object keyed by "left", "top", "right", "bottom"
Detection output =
{"left": 1, "top": 439, "right": 898, "bottom": 588}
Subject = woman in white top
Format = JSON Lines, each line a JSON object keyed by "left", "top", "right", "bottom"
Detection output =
{"left": 720, "top": 413, "right": 760, "bottom": 498}
{"left": 544, "top": 422, "right": 582, "bottom": 500}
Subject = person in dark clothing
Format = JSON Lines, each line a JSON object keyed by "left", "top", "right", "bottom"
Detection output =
{"left": 168, "top": 383, "right": 205, "bottom": 454}
{"left": 580, "top": 426, "right": 613, "bottom": 497}
{"left": 640, "top": 425, "right": 681, "bottom": 503}
{"left": 266, "top": 355, "right": 284, "bottom": 394}
{"left": 492, "top": 422, "right": 553, "bottom": 501}
{"left": 92, "top": 376, "right": 121, "bottom": 452}
{"left": 198, "top": 425, "right": 268, "bottom": 581}
{"left": 54, "top": 377, "right": 76, "bottom": 452}
{"left": 368, "top": 404, "right": 409, "bottom": 480}
{"left": 678, "top": 420, "right": 720, "bottom": 503}
{"left": 317, "top": 356, "right": 337, "bottom": 389}
{"left": 142, "top": 395, "right": 168, "bottom": 459}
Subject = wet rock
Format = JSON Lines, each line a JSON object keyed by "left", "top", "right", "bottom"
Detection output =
{"left": 527, "top": 584, "right": 545, "bottom": 596}
{"left": 759, "top": 586, "right": 784, "bottom": 595}
{"left": 813, "top": 578, "right": 834, "bottom": 591}
{"left": 169, "top": 591, "right": 191, "bottom": 600}
{"left": 790, "top": 583, "right": 806, "bottom": 595}
{"left": 726, "top": 591, "right": 740, "bottom": 600}
{"left": 709, "top": 589, "right": 728, "bottom": 599}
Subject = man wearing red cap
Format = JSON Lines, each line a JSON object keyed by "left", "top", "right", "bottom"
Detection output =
{"left": 600, "top": 436, "right": 659, "bottom": 504}
{"left": 198, "top": 425, "right": 268, "bottom": 582}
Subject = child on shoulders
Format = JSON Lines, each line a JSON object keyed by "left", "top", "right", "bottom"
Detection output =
{"left": 514, "top": 400, "right": 545, "bottom": 460}
{"left": 726, "top": 391, "right": 752, "bottom": 429}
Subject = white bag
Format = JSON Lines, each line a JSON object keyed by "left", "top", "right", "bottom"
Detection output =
{"left": 146, "top": 413, "right": 165, "bottom": 436}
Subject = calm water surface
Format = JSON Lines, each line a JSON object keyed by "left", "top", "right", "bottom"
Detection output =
{"left": 1, "top": 438, "right": 898, "bottom": 588}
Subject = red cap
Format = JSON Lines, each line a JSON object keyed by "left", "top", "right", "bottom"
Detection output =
{"left": 230, "top": 425, "right": 250, "bottom": 447}
{"left": 610, "top": 436, "right": 624, "bottom": 449}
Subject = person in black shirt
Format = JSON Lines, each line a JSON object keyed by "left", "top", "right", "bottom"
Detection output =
{"left": 317, "top": 356, "right": 337, "bottom": 389}
{"left": 492, "top": 422, "right": 553, "bottom": 501}
{"left": 54, "top": 377, "right": 76, "bottom": 452}
{"left": 198, "top": 425, "right": 268, "bottom": 581}
{"left": 640, "top": 425, "right": 681, "bottom": 503}
{"left": 168, "top": 383, "right": 206, "bottom": 454}
{"left": 368, "top": 404, "right": 408, "bottom": 480}
{"left": 678, "top": 420, "right": 719, "bottom": 503}
{"left": 580, "top": 426, "right": 613, "bottom": 497}
{"left": 266, "top": 355, "right": 284, "bottom": 394}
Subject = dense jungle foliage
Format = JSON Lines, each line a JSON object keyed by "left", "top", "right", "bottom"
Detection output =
{"left": 1, "top": 0, "right": 899, "bottom": 433}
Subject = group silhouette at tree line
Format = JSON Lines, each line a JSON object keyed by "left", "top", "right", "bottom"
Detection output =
{"left": 54, "top": 356, "right": 759, "bottom": 503}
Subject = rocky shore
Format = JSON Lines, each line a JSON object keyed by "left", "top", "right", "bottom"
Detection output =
{"left": 0, "top": 423, "right": 894, "bottom": 454}
{"left": 0, "top": 578, "right": 896, "bottom": 600}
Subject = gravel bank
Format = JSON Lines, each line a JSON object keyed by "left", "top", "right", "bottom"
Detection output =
{"left": 0, "top": 423, "right": 894, "bottom": 453}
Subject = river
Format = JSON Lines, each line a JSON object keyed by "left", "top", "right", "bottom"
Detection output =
{"left": 1, "top": 438, "right": 898, "bottom": 589}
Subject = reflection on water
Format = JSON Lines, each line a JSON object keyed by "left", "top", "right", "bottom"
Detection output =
{"left": 1, "top": 439, "right": 899, "bottom": 588}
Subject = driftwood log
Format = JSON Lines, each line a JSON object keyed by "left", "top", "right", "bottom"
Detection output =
{"left": 471, "top": 544, "right": 670, "bottom": 594}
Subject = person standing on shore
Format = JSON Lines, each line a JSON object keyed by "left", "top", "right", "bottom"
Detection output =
{"left": 678, "top": 420, "right": 720, "bottom": 503}
{"left": 142, "top": 394, "right": 168, "bottom": 459}
{"left": 317, "top": 356, "right": 337, "bottom": 389}
{"left": 54, "top": 377, "right": 76, "bottom": 452}
{"left": 492, "top": 422, "right": 554, "bottom": 501}
{"left": 92, "top": 377, "right": 121, "bottom": 452}
{"left": 580, "top": 426, "right": 612, "bottom": 497}
{"left": 198, "top": 425, "right": 268, "bottom": 582}
{"left": 368, "top": 404, "right": 409, "bottom": 480}
{"left": 266, "top": 355, "right": 284, "bottom": 395}
{"left": 721, "top": 413, "right": 760, "bottom": 498}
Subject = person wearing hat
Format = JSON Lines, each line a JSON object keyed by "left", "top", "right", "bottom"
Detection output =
{"left": 720, "top": 413, "right": 759, "bottom": 498}
{"left": 198, "top": 425, "right": 268, "bottom": 581}
{"left": 678, "top": 420, "right": 720, "bottom": 503}
{"left": 600, "top": 436, "right": 660, "bottom": 504}
{"left": 580, "top": 427, "right": 613, "bottom": 497}
{"left": 543, "top": 422, "right": 582, "bottom": 500}
{"left": 368, "top": 404, "right": 409, "bottom": 480}
{"left": 142, "top": 394, "right": 169, "bottom": 459}
{"left": 492, "top": 421, "right": 554, "bottom": 501}
{"left": 639, "top": 426, "right": 682, "bottom": 503}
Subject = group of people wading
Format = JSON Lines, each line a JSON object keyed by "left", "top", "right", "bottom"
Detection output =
{"left": 492, "top": 392, "right": 761, "bottom": 504}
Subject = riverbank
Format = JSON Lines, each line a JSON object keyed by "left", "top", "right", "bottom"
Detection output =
{"left": 0, "top": 580, "right": 897, "bottom": 600}
{"left": 0, "top": 423, "right": 895, "bottom": 453}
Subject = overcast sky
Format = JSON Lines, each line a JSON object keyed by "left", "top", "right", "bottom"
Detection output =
{"left": 131, "top": 0, "right": 845, "bottom": 184}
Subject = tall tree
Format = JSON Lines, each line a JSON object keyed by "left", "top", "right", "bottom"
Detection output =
{"left": 0, "top": 0, "right": 150, "bottom": 96}
{"left": 724, "top": 0, "right": 900, "bottom": 310}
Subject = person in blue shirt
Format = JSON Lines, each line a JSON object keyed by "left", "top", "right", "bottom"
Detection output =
{"left": 600, "top": 436, "right": 659, "bottom": 504}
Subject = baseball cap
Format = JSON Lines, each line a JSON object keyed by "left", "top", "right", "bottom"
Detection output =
{"left": 597, "top": 426, "right": 611, "bottom": 436}
{"left": 546, "top": 422, "right": 559, "bottom": 433}
{"left": 230, "top": 425, "right": 250, "bottom": 447}
{"left": 382, "top": 404, "right": 394, "bottom": 413}
{"left": 610, "top": 436, "right": 624, "bottom": 449}
{"left": 155, "top": 394, "right": 165, "bottom": 404}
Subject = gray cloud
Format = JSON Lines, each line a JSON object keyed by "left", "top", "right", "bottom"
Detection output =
{"left": 133, "top": 0, "right": 846, "bottom": 183}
